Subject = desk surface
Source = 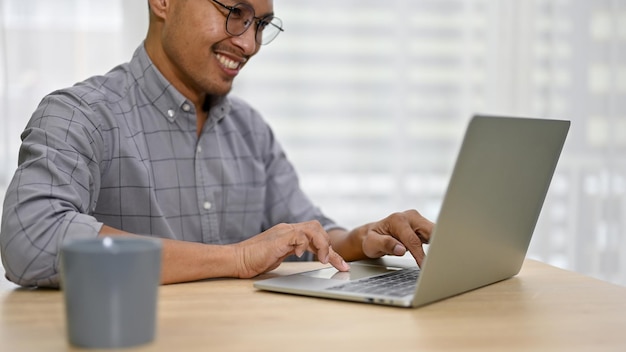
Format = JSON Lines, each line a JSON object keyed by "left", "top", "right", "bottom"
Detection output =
{"left": 2, "top": 259, "right": 626, "bottom": 351}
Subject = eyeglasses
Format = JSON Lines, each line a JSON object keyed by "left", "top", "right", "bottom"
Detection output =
{"left": 210, "top": 0, "right": 284, "bottom": 45}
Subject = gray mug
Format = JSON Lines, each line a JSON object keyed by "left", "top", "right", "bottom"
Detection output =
{"left": 60, "top": 236, "right": 162, "bottom": 348}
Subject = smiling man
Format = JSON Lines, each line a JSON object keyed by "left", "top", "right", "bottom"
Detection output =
{"left": 0, "top": 0, "right": 433, "bottom": 287}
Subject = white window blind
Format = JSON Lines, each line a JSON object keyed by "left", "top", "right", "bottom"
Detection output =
{"left": 233, "top": 0, "right": 626, "bottom": 285}
{"left": 1, "top": 0, "right": 625, "bottom": 286}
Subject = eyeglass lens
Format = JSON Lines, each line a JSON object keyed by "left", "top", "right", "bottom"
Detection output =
{"left": 226, "top": 3, "right": 282, "bottom": 45}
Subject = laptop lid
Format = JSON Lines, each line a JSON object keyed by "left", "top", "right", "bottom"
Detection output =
{"left": 411, "top": 115, "right": 569, "bottom": 307}
{"left": 254, "top": 115, "right": 570, "bottom": 308}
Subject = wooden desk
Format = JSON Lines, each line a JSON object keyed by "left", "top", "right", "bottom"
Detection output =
{"left": 1, "top": 259, "right": 625, "bottom": 351}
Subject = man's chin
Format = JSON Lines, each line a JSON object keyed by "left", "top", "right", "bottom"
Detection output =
{"left": 210, "top": 81, "right": 233, "bottom": 97}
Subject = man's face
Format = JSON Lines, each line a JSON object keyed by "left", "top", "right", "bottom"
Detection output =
{"left": 160, "top": 0, "right": 274, "bottom": 100}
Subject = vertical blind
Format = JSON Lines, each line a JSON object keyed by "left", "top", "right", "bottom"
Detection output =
{"left": 1, "top": 0, "right": 625, "bottom": 286}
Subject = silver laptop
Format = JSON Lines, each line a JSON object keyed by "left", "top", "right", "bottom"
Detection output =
{"left": 254, "top": 115, "right": 570, "bottom": 308}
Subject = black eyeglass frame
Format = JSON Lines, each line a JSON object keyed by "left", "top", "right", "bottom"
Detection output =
{"left": 210, "top": 0, "right": 284, "bottom": 45}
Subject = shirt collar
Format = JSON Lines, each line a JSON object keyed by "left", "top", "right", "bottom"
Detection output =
{"left": 129, "top": 43, "right": 231, "bottom": 124}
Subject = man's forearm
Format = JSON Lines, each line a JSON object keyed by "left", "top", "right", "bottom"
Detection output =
{"left": 99, "top": 225, "right": 239, "bottom": 284}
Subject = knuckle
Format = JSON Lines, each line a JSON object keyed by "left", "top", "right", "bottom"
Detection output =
{"left": 404, "top": 209, "right": 421, "bottom": 217}
{"left": 387, "top": 211, "right": 403, "bottom": 220}
{"left": 384, "top": 212, "right": 406, "bottom": 230}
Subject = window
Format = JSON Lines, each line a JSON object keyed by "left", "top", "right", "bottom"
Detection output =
{"left": 1, "top": 0, "right": 624, "bottom": 285}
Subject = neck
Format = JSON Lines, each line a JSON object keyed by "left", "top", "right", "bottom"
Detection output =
{"left": 197, "top": 95, "right": 217, "bottom": 137}
{"left": 202, "top": 95, "right": 214, "bottom": 112}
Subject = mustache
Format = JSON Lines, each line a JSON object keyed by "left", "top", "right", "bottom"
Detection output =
{"left": 213, "top": 44, "right": 249, "bottom": 62}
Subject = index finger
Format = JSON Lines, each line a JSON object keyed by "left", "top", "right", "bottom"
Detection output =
{"left": 297, "top": 221, "right": 332, "bottom": 264}
{"left": 387, "top": 210, "right": 434, "bottom": 266}
{"left": 327, "top": 247, "right": 350, "bottom": 272}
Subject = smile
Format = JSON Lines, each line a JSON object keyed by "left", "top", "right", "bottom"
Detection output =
{"left": 216, "top": 53, "right": 244, "bottom": 70}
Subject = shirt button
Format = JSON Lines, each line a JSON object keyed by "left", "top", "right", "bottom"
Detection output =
{"left": 203, "top": 201, "right": 212, "bottom": 210}
{"left": 197, "top": 145, "right": 202, "bottom": 153}
{"left": 182, "top": 103, "right": 191, "bottom": 112}
{"left": 167, "top": 109, "right": 175, "bottom": 117}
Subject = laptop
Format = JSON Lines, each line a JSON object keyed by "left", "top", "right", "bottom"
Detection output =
{"left": 254, "top": 115, "right": 570, "bottom": 308}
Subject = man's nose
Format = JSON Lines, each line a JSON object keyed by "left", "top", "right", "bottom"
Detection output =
{"left": 231, "top": 25, "right": 258, "bottom": 55}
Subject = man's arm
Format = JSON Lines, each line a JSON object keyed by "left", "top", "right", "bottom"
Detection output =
{"left": 99, "top": 225, "right": 239, "bottom": 284}
{"left": 102, "top": 207, "right": 432, "bottom": 285}
{"left": 0, "top": 93, "right": 107, "bottom": 287}
{"left": 100, "top": 220, "right": 350, "bottom": 285}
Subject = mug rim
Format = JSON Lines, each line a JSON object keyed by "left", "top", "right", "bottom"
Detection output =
{"left": 61, "top": 236, "right": 161, "bottom": 255}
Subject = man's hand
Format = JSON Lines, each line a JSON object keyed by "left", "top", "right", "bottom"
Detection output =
{"left": 232, "top": 220, "right": 350, "bottom": 278}
{"left": 358, "top": 210, "right": 434, "bottom": 266}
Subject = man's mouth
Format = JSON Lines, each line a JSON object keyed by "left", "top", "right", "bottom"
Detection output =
{"left": 216, "top": 53, "right": 245, "bottom": 70}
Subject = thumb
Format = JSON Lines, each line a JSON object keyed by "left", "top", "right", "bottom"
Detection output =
{"left": 379, "top": 235, "right": 406, "bottom": 256}
{"left": 364, "top": 234, "right": 406, "bottom": 258}
{"left": 391, "top": 243, "right": 407, "bottom": 256}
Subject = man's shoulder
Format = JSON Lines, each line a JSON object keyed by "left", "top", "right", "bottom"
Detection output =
{"left": 29, "top": 62, "right": 139, "bottom": 133}
{"left": 59, "top": 63, "right": 134, "bottom": 107}
{"left": 37, "top": 62, "right": 144, "bottom": 122}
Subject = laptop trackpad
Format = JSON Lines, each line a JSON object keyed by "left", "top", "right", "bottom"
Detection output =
{"left": 300, "top": 264, "right": 401, "bottom": 281}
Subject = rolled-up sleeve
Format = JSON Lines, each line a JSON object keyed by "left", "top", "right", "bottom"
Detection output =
{"left": 0, "top": 93, "right": 104, "bottom": 287}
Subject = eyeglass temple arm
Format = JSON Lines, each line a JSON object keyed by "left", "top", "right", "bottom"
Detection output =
{"left": 271, "top": 22, "right": 284, "bottom": 32}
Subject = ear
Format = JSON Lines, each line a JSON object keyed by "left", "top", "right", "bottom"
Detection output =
{"left": 148, "top": 0, "right": 169, "bottom": 20}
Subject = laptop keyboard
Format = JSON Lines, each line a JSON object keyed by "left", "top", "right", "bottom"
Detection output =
{"left": 325, "top": 267, "right": 420, "bottom": 297}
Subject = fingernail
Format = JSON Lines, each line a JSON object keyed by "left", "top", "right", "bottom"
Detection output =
{"left": 393, "top": 244, "right": 406, "bottom": 256}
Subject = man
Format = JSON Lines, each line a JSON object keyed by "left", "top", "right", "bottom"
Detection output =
{"left": 0, "top": 0, "right": 433, "bottom": 287}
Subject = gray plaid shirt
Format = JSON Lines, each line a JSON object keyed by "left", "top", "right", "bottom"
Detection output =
{"left": 1, "top": 44, "right": 339, "bottom": 287}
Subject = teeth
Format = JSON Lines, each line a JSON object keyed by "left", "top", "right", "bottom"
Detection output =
{"left": 217, "top": 54, "right": 239, "bottom": 70}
